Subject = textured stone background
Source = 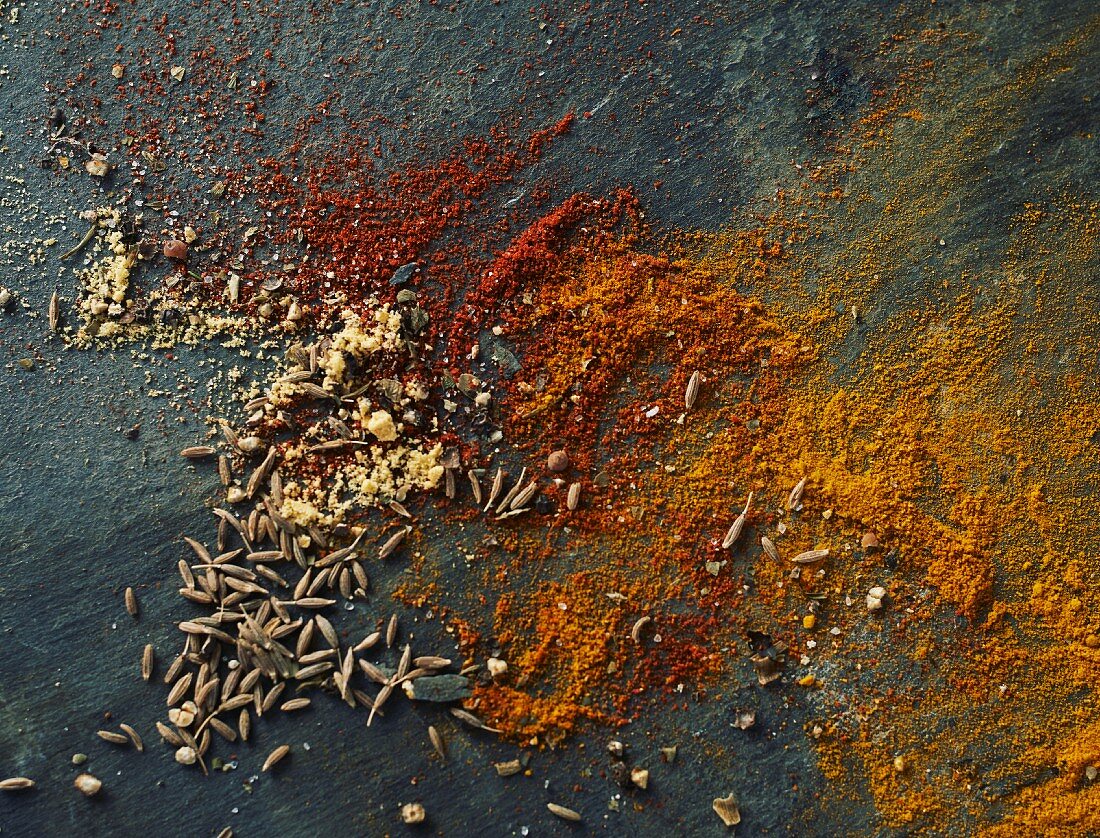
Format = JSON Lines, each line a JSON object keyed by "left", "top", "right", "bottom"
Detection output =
{"left": 0, "top": 0, "right": 1097, "bottom": 835}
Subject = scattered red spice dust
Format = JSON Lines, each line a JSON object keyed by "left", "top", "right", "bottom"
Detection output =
{"left": 213, "top": 114, "right": 578, "bottom": 338}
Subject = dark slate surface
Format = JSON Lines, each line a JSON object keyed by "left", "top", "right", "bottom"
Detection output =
{"left": 0, "top": 1, "right": 1097, "bottom": 835}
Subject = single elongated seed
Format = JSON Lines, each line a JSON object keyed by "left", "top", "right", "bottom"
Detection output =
{"left": 351, "top": 561, "right": 370, "bottom": 593}
{"left": 199, "top": 561, "right": 255, "bottom": 580}
{"left": 509, "top": 481, "right": 538, "bottom": 511}
{"left": 294, "top": 663, "right": 334, "bottom": 680}
{"left": 255, "top": 565, "right": 288, "bottom": 588}
{"left": 340, "top": 648, "right": 355, "bottom": 704}
{"left": 314, "top": 614, "right": 338, "bottom": 648}
{"left": 238, "top": 668, "right": 262, "bottom": 695}
{"left": 631, "top": 615, "right": 651, "bottom": 643}
{"left": 566, "top": 482, "right": 581, "bottom": 511}
{"left": 97, "top": 730, "right": 130, "bottom": 746}
{"left": 248, "top": 550, "right": 284, "bottom": 563}
{"left": 449, "top": 707, "right": 501, "bottom": 733}
{"left": 444, "top": 468, "right": 456, "bottom": 499}
{"left": 244, "top": 466, "right": 267, "bottom": 500}
{"left": 386, "top": 613, "right": 398, "bottom": 648}
{"left": 0, "top": 769, "right": 35, "bottom": 791}
{"left": 787, "top": 477, "right": 807, "bottom": 511}
{"left": 261, "top": 744, "right": 290, "bottom": 772}
{"left": 214, "top": 546, "right": 245, "bottom": 564}
{"left": 761, "top": 536, "right": 780, "bottom": 562}
{"left": 396, "top": 644, "right": 412, "bottom": 680}
{"left": 722, "top": 514, "right": 746, "bottom": 550}
{"left": 183, "top": 536, "right": 212, "bottom": 564}
{"left": 279, "top": 369, "right": 312, "bottom": 385}
{"left": 224, "top": 577, "right": 266, "bottom": 596}
{"left": 220, "top": 421, "right": 239, "bottom": 449}
{"left": 721, "top": 492, "right": 754, "bottom": 549}
{"left": 48, "top": 291, "right": 59, "bottom": 331}
{"left": 791, "top": 548, "right": 829, "bottom": 565}
{"left": 685, "top": 369, "right": 701, "bottom": 409}
{"left": 179, "top": 588, "right": 214, "bottom": 605}
{"left": 180, "top": 445, "right": 217, "bottom": 459}
{"left": 262, "top": 683, "right": 286, "bottom": 713}
{"left": 119, "top": 723, "right": 143, "bottom": 752}
{"left": 495, "top": 759, "right": 522, "bottom": 777}
{"left": 354, "top": 632, "right": 381, "bottom": 653}
{"left": 280, "top": 698, "right": 311, "bottom": 712}
{"left": 248, "top": 508, "right": 264, "bottom": 545}
{"left": 547, "top": 803, "right": 582, "bottom": 822}
{"left": 298, "top": 382, "right": 332, "bottom": 401}
{"left": 428, "top": 725, "right": 446, "bottom": 760}
{"left": 163, "top": 653, "right": 185, "bottom": 685}
{"left": 247, "top": 447, "right": 278, "bottom": 498}
{"left": 166, "top": 673, "right": 193, "bottom": 706}
{"left": 308, "top": 439, "right": 347, "bottom": 453}
{"left": 216, "top": 828, "right": 233, "bottom": 838}
{"left": 179, "top": 622, "right": 234, "bottom": 644}
{"left": 467, "top": 470, "right": 482, "bottom": 505}
{"left": 141, "top": 644, "right": 155, "bottom": 681}
{"left": 359, "top": 660, "right": 388, "bottom": 685}
{"left": 270, "top": 473, "right": 285, "bottom": 509}
{"left": 379, "top": 526, "right": 410, "bottom": 560}
{"left": 178, "top": 559, "right": 195, "bottom": 588}
{"left": 156, "top": 722, "right": 184, "bottom": 747}
{"left": 218, "top": 455, "right": 232, "bottom": 486}
{"left": 366, "top": 684, "right": 392, "bottom": 726}
{"left": 395, "top": 667, "right": 430, "bottom": 686}
{"left": 0, "top": 777, "right": 36, "bottom": 791}
{"left": 218, "top": 694, "right": 253, "bottom": 712}
{"left": 124, "top": 587, "right": 139, "bottom": 618}
{"left": 238, "top": 709, "right": 251, "bottom": 741}
{"left": 291, "top": 597, "right": 336, "bottom": 609}
{"left": 299, "top": 649, "right": 336, "bottom": 665}
{"left": 209, "top": 716, "right": 237, "bottom": 743}
{"left": 485, "top": 468, "right": 505, "bottom": 511}
{"left": 295, "top": 621, "right": 315, "bottom": 658}
{"left": 221, "top": 668, "right": 243, "bottom": 701}
{"left": 195, "top": 677, "right": 220, "bottom": 707}
{"left": 414, "top": 656, "right": 451, "bottom": 670}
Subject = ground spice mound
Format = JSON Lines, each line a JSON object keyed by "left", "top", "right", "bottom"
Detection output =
{"left": 455, "top": 230, "right": 809, "bottom": 742}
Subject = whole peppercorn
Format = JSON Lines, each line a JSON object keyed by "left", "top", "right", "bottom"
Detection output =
{"left": 163, "top": 239, "right": 188, "bottom": 260}
{"left": 547, "top": 450, "right": 569, "bottom": 472}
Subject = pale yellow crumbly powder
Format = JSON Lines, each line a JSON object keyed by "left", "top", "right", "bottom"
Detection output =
{"left": 279, "top": 442, "right": 444, "bottom": 527}
{"left": 267, "top": 304, "right": 445, "bottom": 526}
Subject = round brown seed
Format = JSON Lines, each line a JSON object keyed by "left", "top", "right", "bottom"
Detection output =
{"left": 163, "top": 240, "right": 188, "bottom": 260}
{"left": 547, "top": 450, "right": 569, "bottom": 472}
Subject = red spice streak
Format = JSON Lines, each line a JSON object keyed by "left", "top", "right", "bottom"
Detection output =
{"left": 235, "top": 114, "right": 581, "bottom": 355}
